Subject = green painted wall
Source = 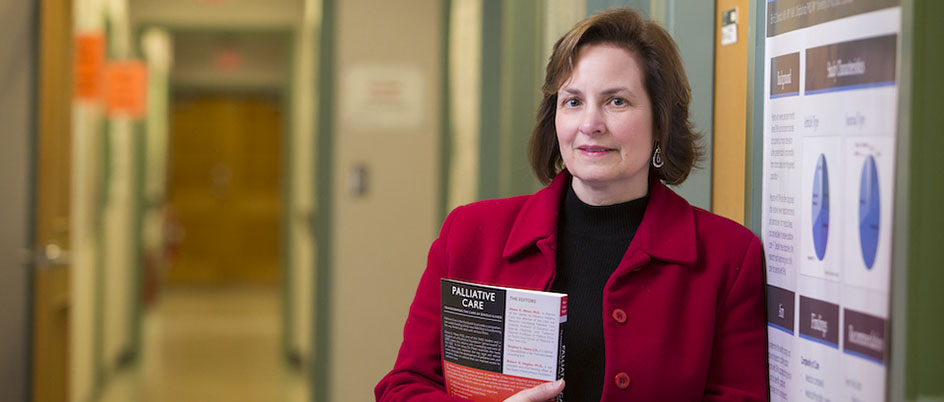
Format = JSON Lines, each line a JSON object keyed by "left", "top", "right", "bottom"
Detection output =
{"left": 465, "top": 0, "right": 547, "bottom": 203}
{"left": 657, "top": 0, "right": 713, "bottom": 210}
{"left": 439, "top": 0, "right": 452, "bottom": 219}
{"left": 312, "top": 0, "right": 335, "bottom": 400}
{"left": 478, "top": 0, "right": 502, "bottom": 200}
{"left": 498, "top": 0, "right": 544, "bottom": 197}
{"left": 892, "top": 0, "right": 944, "bottom": 399}
{"left": 745, "top": 0, "right": 764, "bottom": 235}
{"left": 588, "top": 0, "right": 648, "bottom": 15}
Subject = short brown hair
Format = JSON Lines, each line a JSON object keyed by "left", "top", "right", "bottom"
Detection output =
{"left": 529, "top": 7, "right": 703, "bottom": 185}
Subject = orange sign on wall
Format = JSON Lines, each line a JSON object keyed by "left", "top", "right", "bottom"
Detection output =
{"left": 105, "top": 60, "right": 148, "bottom": 119}
{"left": 74, "top": 33, "right": 105, "bottom": 100}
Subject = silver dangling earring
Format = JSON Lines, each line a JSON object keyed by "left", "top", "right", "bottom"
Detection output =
{"left": 652, "top": 143, "right": 664, "bottom": 168}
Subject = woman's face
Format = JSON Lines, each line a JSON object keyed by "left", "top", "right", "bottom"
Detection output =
{"left": 555, "top": 44, "right": 654, "bottom": 205}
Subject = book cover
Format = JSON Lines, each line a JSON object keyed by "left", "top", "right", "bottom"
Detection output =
{"left": 441, "top": 279, "right": 567, "bottom": 402}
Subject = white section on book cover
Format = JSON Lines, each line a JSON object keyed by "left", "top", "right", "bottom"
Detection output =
{"left": 502, "top": 289, "right": 562, "bottom": 381}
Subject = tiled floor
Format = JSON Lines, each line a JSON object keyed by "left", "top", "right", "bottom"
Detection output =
{"left": 99, "top": 285, "right": 309, "bottom": 402}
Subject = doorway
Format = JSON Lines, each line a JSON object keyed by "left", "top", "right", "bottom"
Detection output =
{"left": 98, "top": 91, "right": 301, "bottom": 401}
{"left": 167, "top": 93, "right": 282, "bottom": 285}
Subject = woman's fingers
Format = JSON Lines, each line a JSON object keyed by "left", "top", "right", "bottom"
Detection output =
{"left": 503, "top": 379, "right": 565, "bottom": 402}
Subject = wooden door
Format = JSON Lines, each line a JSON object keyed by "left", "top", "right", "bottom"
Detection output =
{"left": 711, "top": 0, "right": 750, "bottom": 223}
{"left": 167, "top": 94, "right": 282, "bottom": 284}
{"left": 32, "top": 0, "right": 74, "bottom": 400}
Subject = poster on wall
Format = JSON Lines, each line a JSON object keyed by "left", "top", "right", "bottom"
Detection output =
{"left": 761, "top": 1, "right": 900, "bottom": 401}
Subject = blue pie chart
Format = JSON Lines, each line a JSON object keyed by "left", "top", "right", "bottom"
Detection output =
{"left": 811, "top": 154, "right": 829, "bottom": 261}
{"left": 859, "top": 155, "right": 880, "bottom": 269}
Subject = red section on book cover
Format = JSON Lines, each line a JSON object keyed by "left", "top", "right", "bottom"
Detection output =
{"left": 443, "top": 361, "right": 545, "bottom": 402}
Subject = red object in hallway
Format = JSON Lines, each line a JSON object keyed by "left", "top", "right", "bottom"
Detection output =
{"left": 105, "top": 60, "right": 148, "bottom": 119}
{"left": 74, "top": 32, "right": 105, "bottom": 101}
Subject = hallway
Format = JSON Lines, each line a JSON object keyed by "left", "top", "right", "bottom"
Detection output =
{"left": 99, "top": 286, "right": 307, "bottom": 402}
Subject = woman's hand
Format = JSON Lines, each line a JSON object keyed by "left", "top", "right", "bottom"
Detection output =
{"left": 503, "top": 379, "right": 565, "bottom": 402}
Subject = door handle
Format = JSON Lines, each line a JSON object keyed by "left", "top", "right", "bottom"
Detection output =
{"left": 28, "top": 243, "right": 72, "bottom": 270}
{"left": 294, "top": 210, "right": 317, "bottom": 237}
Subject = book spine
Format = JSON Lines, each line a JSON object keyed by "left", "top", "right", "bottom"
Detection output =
{"left": 555, "top": 297, "right": 566, "bottom": 402}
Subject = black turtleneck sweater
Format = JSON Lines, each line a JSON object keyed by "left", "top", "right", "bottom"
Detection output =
{"left": 550, "top": 185, "right": 648, "bottom": 402}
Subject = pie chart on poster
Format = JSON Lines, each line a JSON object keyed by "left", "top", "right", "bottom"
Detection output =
{"left": 859, "top": 155, "right": 880, "bottom": 269}
{"left": 811, "top": 154, "right": 829, "bottom": 261}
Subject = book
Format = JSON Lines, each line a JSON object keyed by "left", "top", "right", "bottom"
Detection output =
{"left": 440, "top": 279, "right": 567, "bottom": 402}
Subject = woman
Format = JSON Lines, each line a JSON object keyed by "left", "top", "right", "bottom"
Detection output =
{"left": 376, "top": 8, "right": 766, "bottom": 402}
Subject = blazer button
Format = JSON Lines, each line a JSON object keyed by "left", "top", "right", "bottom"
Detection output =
{"left": 614, "top": 372, "right": 631, "bottom": 389}
{"left": 611, "top": 308, "right": 627, "bottom": 324}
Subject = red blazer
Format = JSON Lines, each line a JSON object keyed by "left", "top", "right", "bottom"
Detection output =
{"left": 375, "top": 172, "right": 767, "bottom": 401}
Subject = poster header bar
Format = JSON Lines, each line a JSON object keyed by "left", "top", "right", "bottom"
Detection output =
{"left": 767, "top": 0, "right": 900, "bottom": 37}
